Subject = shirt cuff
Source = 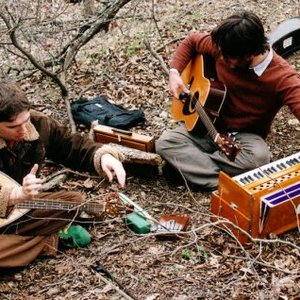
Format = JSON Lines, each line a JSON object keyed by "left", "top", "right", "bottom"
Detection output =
{"left": 169, "top": 68, "right": 180, "bottom": 76}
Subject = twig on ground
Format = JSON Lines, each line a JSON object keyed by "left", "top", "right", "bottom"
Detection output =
{"left": 143, "top": 38, "right": 169, "bottom": 75}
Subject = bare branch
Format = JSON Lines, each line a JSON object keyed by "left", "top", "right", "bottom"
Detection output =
{"left": 0, "top": 0, "right": 134, "bottom": 133}
{"left": 143, "top": 38, "right": 169, "bottom": 75}
{"left": 0, "top": 9, "right": 68, "bottom": 95}
{"left": 63, "top": 0, "right": 132, "bottom": 71}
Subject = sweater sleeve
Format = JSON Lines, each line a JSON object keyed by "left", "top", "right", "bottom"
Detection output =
{"left": 272, "top": 55, "right": 300, "bottom": 119}
{"left": 170, "top": 33, "right": 218, "bottom": 72}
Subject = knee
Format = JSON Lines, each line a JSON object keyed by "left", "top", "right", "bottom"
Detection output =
{"left": 51, "top": 191, "right": 84, "bottom": 203}
{"left": 155, "top": 130, "right": 174, "bottom": 157}
{"left": 66, "top": 191, "right": 85, "bottom": 203}
{"left": 156, "top": 129, "right": 185, "bottom": 157}
{"left": 155, "top": 133, "right": 168, "bottom": 156}
{"left": 254, "top": 149, "right": 271, "bottom": 167}
{"left": 241, "top": 148, "right": 271, "bottom": 170}
{"left": 236, "top": 133, "right": 271, "bottom": 170}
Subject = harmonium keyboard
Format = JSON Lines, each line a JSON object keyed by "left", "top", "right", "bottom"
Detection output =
{"left": 211, "top": 152, "right": 300, "bottom": 244}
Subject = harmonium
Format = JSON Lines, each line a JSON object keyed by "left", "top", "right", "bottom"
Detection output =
{"left": 211, "top": 152, "right": 300, "bottom": 244}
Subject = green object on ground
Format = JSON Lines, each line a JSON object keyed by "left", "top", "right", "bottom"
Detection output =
{"left": 182, "top": 249, "right": 193, "bottom": 260}
{"left": 59, "top": 225, "right": 91, "bottom": 248}
{"left": 124, "top": 212, "right": 151, "bottom": 234}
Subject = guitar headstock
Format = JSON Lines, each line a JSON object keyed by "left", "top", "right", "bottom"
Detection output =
{"left": 104, "top": 192, "right": 133, "bottom": 217}
{"left": 217, "top": 134, "right": 241, "bottom": 161}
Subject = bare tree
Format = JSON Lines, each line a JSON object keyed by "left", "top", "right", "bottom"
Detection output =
{"left": 0, "top": 0, "right": 133, "bottom": 132}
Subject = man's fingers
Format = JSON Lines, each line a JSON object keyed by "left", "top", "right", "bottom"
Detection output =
{"left": 23, "top": 176, "right": 42, "bottom": 186}
{"left": 178, "top": 82, "right": 189, "bottom": 94}
{"left": 111, "top": 161, "right": 126, "bottom": 188}
{"left": 115, "top": 169, "right": 126, "bottom": 188}
{"left": 30, "top": 164, "right": 39, "bottom": 176}
{"left": 24, "top": 184, "right": 42, "bottom": 195}
{"left": 23, "top": 179, "right": 42, "bottom": 190}
{"left": 103, "top": 164, "right": 126, "bottom": 188}
{"left": 169, "top": 78, "right": 189, "bottom": 99}
{"left": 22, "top": 172, "right": 42, "bottom": 197}
{"left": 102, "top": 165, "right": 114, "bottom": 183}
{"left": 101, "top": 154, "right": 126, "bottom": 187}
{"left": 171, "top": 88, "right": 179, "bottom": 99}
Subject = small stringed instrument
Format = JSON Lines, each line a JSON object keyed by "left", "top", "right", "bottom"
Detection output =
{"left": 171, "top": 54, "right": 240, "bottom": 161}
{"left": 0, "top": 171, "right": 128, "bottom": 228}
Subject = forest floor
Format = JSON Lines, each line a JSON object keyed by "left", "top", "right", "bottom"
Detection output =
{"left": 0, "top": 0, "right": 299, "bottom": 299}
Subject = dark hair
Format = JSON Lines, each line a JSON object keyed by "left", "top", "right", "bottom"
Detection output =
{"left": 0, "top": 80, "right": 30, "bottom": 122}
{"left": 211, "top": 11, "right": 269, "bottom": 58}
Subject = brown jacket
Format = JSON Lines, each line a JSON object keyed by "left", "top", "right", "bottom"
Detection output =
{"left": 0, "top": 110, "right": 123, "bottom": 216}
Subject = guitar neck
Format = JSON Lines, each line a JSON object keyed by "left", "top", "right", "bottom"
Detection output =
{"left": 194, "top": 101, "right": 219, "bottom": 140}
{"left": 16, "top": 199, "right": 104, "bottom": 214}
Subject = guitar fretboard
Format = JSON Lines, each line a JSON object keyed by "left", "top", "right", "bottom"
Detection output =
{"left": 193, "top": 95, "right": 218, "bottom": 140}
{"left": 17, "top": 200, "right": 104, "bottom": 213}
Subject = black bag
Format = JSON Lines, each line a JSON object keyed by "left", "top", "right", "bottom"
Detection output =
{"left": 71, "top": 96, "right": 145, "bottom": 129}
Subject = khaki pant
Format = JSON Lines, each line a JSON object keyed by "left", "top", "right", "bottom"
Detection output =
{"left": 0, "top": 191, "right": 84, "bottom": 268}
{"left": 156, "top": 124, "right": 271, "bottom": 190}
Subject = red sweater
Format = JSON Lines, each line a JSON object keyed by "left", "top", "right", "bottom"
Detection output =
{"left": 171, "top": 33, "right": 300, "bottom": 138}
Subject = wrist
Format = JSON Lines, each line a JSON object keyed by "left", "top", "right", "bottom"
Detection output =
{"left": 169, "top": 68, "right": 180, "bottom": 76}
{"left": 9, "top": 186, "right": 25, "bottom": 205}
{"left": 93, "top": 145, "right": 125, "bottom": 176}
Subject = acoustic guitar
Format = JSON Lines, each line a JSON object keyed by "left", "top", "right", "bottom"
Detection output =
{"left": 0, "top": 171, "right": 126, "bottom": 228}
{"left": 171, "top": 54, "right": 240, "bottom": 161}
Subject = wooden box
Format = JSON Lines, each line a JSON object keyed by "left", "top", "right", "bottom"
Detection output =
{"left": 93, "top": 124, "right": 155, "bottom": 152}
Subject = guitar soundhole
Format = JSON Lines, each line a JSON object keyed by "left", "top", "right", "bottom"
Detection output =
{"left": 181, "top": 91, "right": 199, "bottom": 115}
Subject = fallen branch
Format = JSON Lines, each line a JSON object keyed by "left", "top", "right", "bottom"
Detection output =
{"left": 40, "top": 174, "right": 68, "bottom": 192}
{"left": 109, "top": 143, "right": 162, "bottom": 166}
{"left": 40, "top": 160, "right": 103, "bottom": 191}
{"left": 143, "top": 38, "right": 169, "bottom": 75}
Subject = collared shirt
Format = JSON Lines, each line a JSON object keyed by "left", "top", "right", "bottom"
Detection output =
{"left": 251, "top": 48, "right": 273, "bottom": 77}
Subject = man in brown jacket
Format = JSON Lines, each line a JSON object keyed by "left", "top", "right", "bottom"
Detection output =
{"left": 0, "top": 80, "right": 126, "bottom": 268}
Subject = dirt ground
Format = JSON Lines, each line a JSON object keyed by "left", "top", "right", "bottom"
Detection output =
{"left": 0, "top": 0, "right": 299, "bottom": 299}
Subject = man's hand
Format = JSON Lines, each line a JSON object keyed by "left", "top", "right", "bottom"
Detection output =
{"left": 168, "top": 70, "right": 189, "bottom": 99}
{"left": 101, "top": 154, "right": 126, "bottom": 188}
{"left": 9, "top": 164, "right": 42, "bottom": 205}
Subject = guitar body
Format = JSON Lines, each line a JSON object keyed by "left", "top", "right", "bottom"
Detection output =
{"left": 171, "top": 54, "right": 227, "bottom": 134}
{"left": 171, "top": 55, "right": 241, "bottom": 161}
{"left": 0, "top": 171, "right": 30, "bottom": 228}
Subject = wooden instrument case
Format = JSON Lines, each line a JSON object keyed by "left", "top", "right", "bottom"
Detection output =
{"left": 93, "top": 124, "right": 155, "bottom": 152}
{"left": 211, "top": 169, "right": 300, "bottom": 244}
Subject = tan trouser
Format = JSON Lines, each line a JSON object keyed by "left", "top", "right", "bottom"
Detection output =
{"left": 156, "top": 124, "right": 271, "bottom": 190}
{"left": 0, "top": 191, "right": 84, "bottom": 268}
